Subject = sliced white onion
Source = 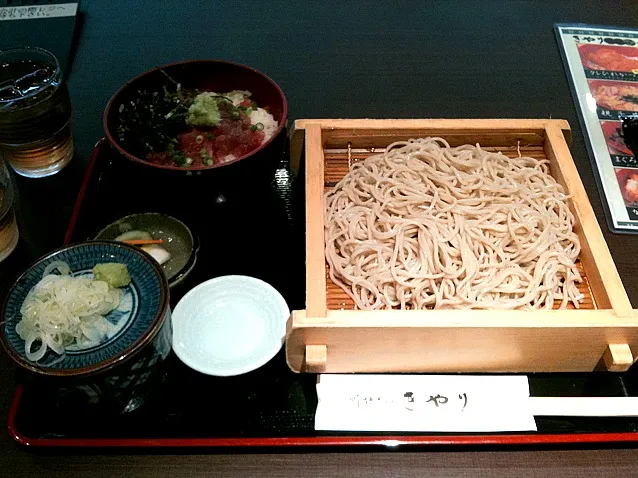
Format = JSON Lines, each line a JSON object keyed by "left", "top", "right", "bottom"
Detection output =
{"left": 16, "top": 269, "right": 125, "bottom": 362}
{"left": 45, "top": 334, "right": 65, "bottom": 355}
{"left": 25, "top": 335, "right": 48, "bottom": 362}
{"left": 43, "top": 261, "right": 71, "bottom": 276}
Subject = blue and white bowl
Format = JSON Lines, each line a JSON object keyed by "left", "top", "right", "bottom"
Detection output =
{"left": 1, "top": 241, "right": 170, "bottom": 377}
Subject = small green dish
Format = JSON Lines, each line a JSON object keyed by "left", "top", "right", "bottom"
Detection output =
{"left": 94, "top": 213, "right": 197, "bottom": 288}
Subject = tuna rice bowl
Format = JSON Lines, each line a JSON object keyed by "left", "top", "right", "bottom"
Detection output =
{"left": 111, "top": 65, "right": 284, "bottom": 170}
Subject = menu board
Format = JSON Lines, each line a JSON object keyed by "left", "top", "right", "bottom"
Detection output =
{"left": 555, "top": 24, "right": 638, "bottom": 233}
{"left": 0, "top": 1, "right": 78, "bottom": 76}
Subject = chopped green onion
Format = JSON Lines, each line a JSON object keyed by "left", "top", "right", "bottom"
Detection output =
{"left": 205, "top": 132, "right": 215, "bottom": 140}
{"left": 238, "top": 105, "right": 252, "bottom": 116}
{"left": 250, "top": 125, "right": 257, "bottom": 132}
{"left": 251, "top": 101, "right": 258, "bottom": 111}
{"left": 254, "top": 122, "right": 264, "bottom": 131}
{"left": 172, "top": 151, "right": 187, "bottom": 166}
{"left": 231, "top": 109, "right": 240, "bottom": 120}
{"left": 185, "top": 157, "right": 193, "bottom": 166}
{"left": 196, "top": 135, "right": 204, "bottom": 144}
{"left": 200, "top": 147, "right": 215, "bottom": 166}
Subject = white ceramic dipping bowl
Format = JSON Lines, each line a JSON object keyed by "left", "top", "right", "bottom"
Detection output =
{"left": 171, "top": 275, "right": 289, "bottom": 376}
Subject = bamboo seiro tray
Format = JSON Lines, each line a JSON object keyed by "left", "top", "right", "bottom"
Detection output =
{"left": 286, "top": 119, "right": 638, "bottom": 374}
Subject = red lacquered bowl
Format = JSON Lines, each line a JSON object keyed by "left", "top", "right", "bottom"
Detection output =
{"left": 103, "top": 60, "right": 288, "bottom": 174}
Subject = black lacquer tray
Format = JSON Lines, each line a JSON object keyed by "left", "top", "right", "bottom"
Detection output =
{"left": 8, "top": 136, "right": 638, "bottom": 448}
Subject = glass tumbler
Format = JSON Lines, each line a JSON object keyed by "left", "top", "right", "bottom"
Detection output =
{"left": 0, "top": 157, "right": 18, "bottom": 262}
{"left": 0, "top": 47, "right": 73, "bottom": 178}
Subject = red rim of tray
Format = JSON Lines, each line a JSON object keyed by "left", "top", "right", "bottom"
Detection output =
{"left": 8, "top": 383, "right": 638, "bottom": 448}
{"left": 7, "top": 138, "right": 638, "bottom": 448}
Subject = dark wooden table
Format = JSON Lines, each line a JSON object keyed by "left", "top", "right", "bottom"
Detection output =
{"left": 2, "top": 1, "right": 638, "bottom": 475}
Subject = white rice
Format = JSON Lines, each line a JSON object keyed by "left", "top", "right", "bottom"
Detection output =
{"left": 250, "top": 107, "right": 278, "bottom": 141}
{"left": 204, "top": 90, "right": 278, "bottom": 141}
{"left": 224, "top": 90, "right": 251, "bottom": 105}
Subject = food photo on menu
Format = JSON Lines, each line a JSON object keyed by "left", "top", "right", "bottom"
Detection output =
{"left": 578, "top": 43, "right": 638, "bottom": 73}
{"left": 600, "top": 120, "right": 634, "bottom": 156}
{"left": 588, "top": 79, "right": 638, "bottom": 113}
{"left": 615, "top": 167, "right": 638, "bottom": 206}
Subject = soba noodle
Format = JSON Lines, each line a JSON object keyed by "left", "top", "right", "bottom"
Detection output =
{"left": 324, "top": 137, "right": 583, "bottom": 310}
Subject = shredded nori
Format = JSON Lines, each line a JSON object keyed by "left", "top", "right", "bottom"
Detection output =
{"left": 115, "top": 69, "right": 197, "bottom": 158}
